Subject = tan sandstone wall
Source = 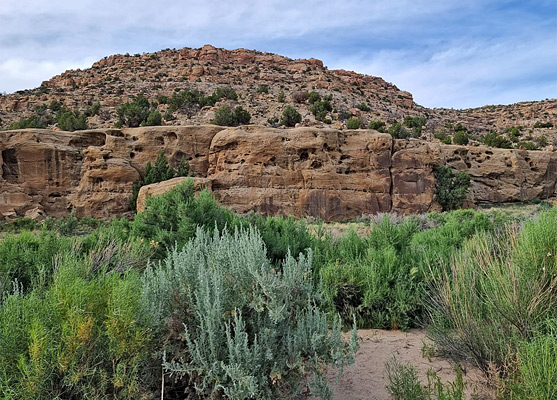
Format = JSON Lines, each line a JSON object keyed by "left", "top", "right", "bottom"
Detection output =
{"left": 1, "top": 126, "right": 556, "bottom": 221}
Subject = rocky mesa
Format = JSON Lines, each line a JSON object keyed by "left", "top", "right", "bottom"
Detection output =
{"left": 1, "top": 126, "right": 555, "bottom": 221}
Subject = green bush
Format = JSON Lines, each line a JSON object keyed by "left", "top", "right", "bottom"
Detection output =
{"left": 386, "top": 357, "right": 465, "bottom": 400}
{"left": 426, "top": 209, "right": 557, "bottom": 377}
{"left": 403, "top": 116, "right": 426, "bottom": 137}
{"left": 143, "top": 110, "right": 162, "bottom": 126}
{"left": 310, "top": 99, "right": 332, "bottom": 121}
{"left": 512, "top": 320, "right": 557, "bottom": 400}
{"left": 8, "top": 114, "right": 52, "bottom": 130}
{"left": 56, "top": 109, "right": 88, "bottom": 131}
{"left": 129, "top": 151, "right": 189, "bottom": 212}
{"left": 483, "top": 132, "right": 512, "bottom": 148}
{"left": 533, "top": 121, "right": 553, "bottom": 128}
{"left": 116, "top": 94, "right": 152, "bottom": 127}
{"left": 346, "top": 117, "right": 361, "bottom": 129}
{"left": 434, "top": 131, "right": 452, "bottom": 145}
{"left": 0, "top": 250, "right": 153, "bottom": 399}
{"left": 434, "top": 167, "right": 470, "bottom": 211}
{"left": 214, "top": 105, "right": 251, "bottom": 126}
{"left": 142, "top": 227, "right": 357, "bottom": 399}
{"left": 0, "top": 231, "right": 73, "bottom": 295}
{"left": 535, "top": 135, "right": 548, "bottom": 148}
{"left": 318, "top": 211, "right": 495, "bottom": 331}
{"left": 256, "top": 84, "right": 269, "bottom": 94}
{"left": 281, "top": 105, "right": 302, "bottom": 127}
{"left": 277, "top": 91, "right": 285, "bottom": 103}
{"left": 213, "top": 85, "right": 238, "bottom": 101}
{"left": 368, "top": 120, "right": 386, "bottom": 132}
{"left": 357, "top": 102, "right": 370, "bottom": 111}
{"left": 388, "top": 122, "right": 410, "bottom": 139}
{"left": 320, "top": 217, "right": 422, "bottom": 330}
{"left": 517, "top": 141, "right": 537, "bottom": 150}
{"left": 452, "top": 131, "right": 469, "bottom": 145}
{"left": 308, "top": 91, "right": 321, "bottom": 104}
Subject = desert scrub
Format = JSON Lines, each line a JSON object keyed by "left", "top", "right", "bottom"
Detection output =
{"left": 0, "top": 249, "right": 154, "bottom": 399}
{"left": 318, "top": 211, "right": 496, "bottom": 330}
{"left": 510, "top": 319, "right": 557, "bottom": 400}
{"left": 0, "top": 230, "right": 74, "bottom": 296}
{"left": 142, "top": 227, "right": 357, "bottom": 399}
{"left": 132, "top": 180, "right": 315, "bottom": 263}
{"left": 426, "top": 208, "right": 557, "bottom": 381}
{"left": 386, "top": 357, "right": 465, "bottom": 400}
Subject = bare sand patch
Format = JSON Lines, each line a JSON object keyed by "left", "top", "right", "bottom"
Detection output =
{"left": 308, "top": 329, "right": 493, "bottom": 400}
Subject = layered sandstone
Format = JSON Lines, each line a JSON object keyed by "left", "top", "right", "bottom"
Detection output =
{"left": 1, "top": 126, "right": 556, "bottom": 221}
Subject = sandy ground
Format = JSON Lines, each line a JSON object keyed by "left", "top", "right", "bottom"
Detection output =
{"left": 309, "top": 329, "right": 493, "bottom": 400}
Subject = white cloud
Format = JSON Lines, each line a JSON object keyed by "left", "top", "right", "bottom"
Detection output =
{"left": 0, "top": 58, "right": 95, "bottom": 93}
{"left": 328, "top": 34, "right": 557, "bottom": 108}
{"left": 0, "top": 0, "right": 554, "bottom": 108}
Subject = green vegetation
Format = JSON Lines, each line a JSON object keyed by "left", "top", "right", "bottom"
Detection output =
{"left": 146, "top": 227, "right": 356, "bottom": 399}
{"left": 166, "top": 86, "right": 238, "bottom": 115}
{"left": 452, "top": 130, "right": 469, "bottom": 145}
{"left": 346, "top": 117, "right": 361, "bottom": 129}
{"left": 256, "top": 84, "right": 269, "bottom": 94}
{"left": 434, "top": 167, "right": 471, "bottom": 211}
{"left": 1, "top": 175, "right": 555, "bottom": 399}
{"left": 505, "top": 126, "right": 522, "bottom": 142}
{"left": 214, "top": 105, "right": 251, "bottom": 126}
{"left": 386, "top": 357, "right": 465, "bottom": 400}
{"left": 533, "top": 121, "right": 553, "bottom": 128}
{"left": 308, "top": 91, "right": 321, "bottom": 104}
{"left": 0, "top": 181, "right": 359, "bottom": 399}
{"left": 357, "top": 102, "right": 370, "bottom": 112}
{"left": 427, "top": 208, "right": 556, "bottom": 399}
{"left": 434, "top": 131, "right": 452, "bottom": 145}
{"left": 368, "top": 120, "right": 386, "bottom": 132}
{"left": 116, "top": 94, "right": 161, "bottom": 127}
{"left": 129, "top": 151, "right": 190, "bottom": 212}
{"left": 310, "top": 98, "right": 332, "bottom": 121}
{"left": 281, "top": 105, "right": 302, "bottom": 127}
{"left": 388, "top": 122, "right": 410, "bottom": 139}
{"left": 483, "top": 132, "right": 512, "bottom": 148}
{"left": 403, "top": 116, "right": 426, "bottom": 137}
{"left": 8, "top": 103, "right": 92, "bottom": 131}
{"left": 517, "top": 141, "right": 537, "bottom": 150}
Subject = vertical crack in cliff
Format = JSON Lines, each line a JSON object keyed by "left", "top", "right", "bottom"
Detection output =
{"left": 388, "top": 137, "right": 394, "bottom": 213}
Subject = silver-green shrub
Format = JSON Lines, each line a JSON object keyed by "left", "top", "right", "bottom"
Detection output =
{"left": 142, "top": 227, "right": 357, "bottom": 399}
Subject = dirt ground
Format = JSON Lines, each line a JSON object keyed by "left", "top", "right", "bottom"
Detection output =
{"left": 311, "top": 329, "right": 493, "bottom": 400}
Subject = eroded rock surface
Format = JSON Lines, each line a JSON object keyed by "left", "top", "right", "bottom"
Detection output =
{"left": 1, "top": 126, "right": 556, "bottom": 221}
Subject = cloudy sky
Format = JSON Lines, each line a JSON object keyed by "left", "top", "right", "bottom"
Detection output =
{"left": 0, "top": 0, "right": 555, "bottom": 108}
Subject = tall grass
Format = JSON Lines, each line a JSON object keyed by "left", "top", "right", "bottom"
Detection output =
{"left": 426, "top": 208, "right": 556, "bottom": 397}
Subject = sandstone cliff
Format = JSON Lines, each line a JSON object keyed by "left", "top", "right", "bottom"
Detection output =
{"left": 1, "top": 126, "right": 556, "bottom": 221}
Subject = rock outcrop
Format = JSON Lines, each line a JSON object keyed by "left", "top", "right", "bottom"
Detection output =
{"left": 1, "top": 126, "right": 556, "bottom": 221}
{"left": 1, "top": 44, "right": 555, "bottom": 145}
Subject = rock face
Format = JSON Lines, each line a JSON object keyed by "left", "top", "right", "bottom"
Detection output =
{"left": 1, "top": 126, "right": 556, "bottom": 221}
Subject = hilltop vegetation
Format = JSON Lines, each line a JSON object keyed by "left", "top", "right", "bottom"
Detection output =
{"left": 1, "top": 45, "right": 555, "bottom": 148}
{"left": 0, "top": 181, "right": 555, "bottom": 399}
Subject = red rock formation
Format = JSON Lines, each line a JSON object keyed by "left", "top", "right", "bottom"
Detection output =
{"left": 1, "top": 126, "right": 556, "bottom": 221}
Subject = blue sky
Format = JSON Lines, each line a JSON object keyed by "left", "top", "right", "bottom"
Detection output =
{"left": 0, "top": 0, "right": 555, "bottom": 108}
